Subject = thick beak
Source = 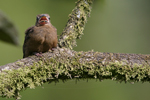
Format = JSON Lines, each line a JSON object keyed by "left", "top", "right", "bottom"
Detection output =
{"left": 39, "top": 15, "right": 49, "bottom": 25}
{"left": 40, "top": 15, "right": 48, "bottom": 21}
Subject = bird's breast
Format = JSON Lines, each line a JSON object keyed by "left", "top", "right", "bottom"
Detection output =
{"left": 28, "top": 26, "right": 55, "bottom": 52}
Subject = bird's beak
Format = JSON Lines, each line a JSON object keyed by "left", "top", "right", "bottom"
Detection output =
{"left": 40, "top": 16, "right": 48, "bottom": 21}
{"left": 39, "top": 15, "right": 49, "bottom": 25}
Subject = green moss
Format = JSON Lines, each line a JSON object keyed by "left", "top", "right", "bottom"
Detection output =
{"left": 1, "top": 50, "right": 150, "bottom": 99}
{"left": 59, "top": 0, "right": 94, "bottom": 49}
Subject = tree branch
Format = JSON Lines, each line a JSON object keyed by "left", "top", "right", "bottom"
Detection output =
{"left": 59, "top": 0, "right": 93, "bottom": 49}
{"left": 1, "top": 0, "right": 150, "bottom": 99}
{"left": 1, "top": 48, "right": 150, "bottom": 99}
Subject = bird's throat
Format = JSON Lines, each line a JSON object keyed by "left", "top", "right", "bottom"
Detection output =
{"left": 39, "top": 21, "right": 48, "bottom": 25}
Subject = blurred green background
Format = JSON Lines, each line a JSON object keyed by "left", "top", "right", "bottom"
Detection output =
{"left": 0, "top": 0, "right": 150, "bottom": 100}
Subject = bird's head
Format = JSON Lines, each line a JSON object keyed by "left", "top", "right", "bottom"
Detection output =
{"left": 35, "top": 14, "right": 50, "bottom": 26}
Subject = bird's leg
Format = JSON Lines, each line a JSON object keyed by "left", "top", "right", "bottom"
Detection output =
{"left": 33, "top": 52, "right": 43, "bottom": 57}
{"left": 49, "top": 48, "right": 57, "bottom": 52}
{"left": 51, "top": 48, "right": 57, "bottom": 51}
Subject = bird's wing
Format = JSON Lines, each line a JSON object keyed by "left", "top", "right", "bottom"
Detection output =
{"left": 23, "top": 26, "right": 35, "bottom": 58}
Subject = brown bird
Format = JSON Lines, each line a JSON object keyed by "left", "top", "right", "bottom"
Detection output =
{"left": 23, "top": 14, "right": 58, "bottom": 58}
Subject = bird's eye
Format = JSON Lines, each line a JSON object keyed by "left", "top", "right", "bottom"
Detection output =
{"left": 48, "top": 17, "right": 50, "bottom": 20}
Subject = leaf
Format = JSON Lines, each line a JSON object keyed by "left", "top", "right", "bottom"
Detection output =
{"left": 0, "top": 10, "right": 19, "bottom": 45}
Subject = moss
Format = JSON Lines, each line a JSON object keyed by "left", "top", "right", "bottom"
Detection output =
{"left": 1, "top": 50, "right": 150, "bottom": 99}
{"left": 59, "top": 0, "right": 94, "bottom": 49}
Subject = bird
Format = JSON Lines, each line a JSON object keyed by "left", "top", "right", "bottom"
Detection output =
{"left": 23, "top": 14, "right": 58, "bottom": 58}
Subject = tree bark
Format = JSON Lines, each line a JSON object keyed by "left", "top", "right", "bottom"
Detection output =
{"left": 59, "top": 0, "right": 94, "bottom": 49}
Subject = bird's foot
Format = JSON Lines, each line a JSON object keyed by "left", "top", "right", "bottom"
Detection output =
{"left": 33, "top": 52, "right": 43, "bottom": 57}
{"left": 49, "top": 48, "right": 57, "bottom": 52}
{"left": 51, "top": 48, "right": 57, "bottom": 51}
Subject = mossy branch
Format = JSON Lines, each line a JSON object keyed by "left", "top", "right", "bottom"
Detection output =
{"left": 59, "top": 0, "right": 94, "bottom": 49}
{"left": 1, "top": 0, "right": 150, "bottom": 99}
{"left": 1, "top": 48, "right": 150, "bottom": 99}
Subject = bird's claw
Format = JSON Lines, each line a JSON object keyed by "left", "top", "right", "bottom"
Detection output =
{"left": 51, "top": 48, "right": 57, "bottom": 51}
{"left": 33, "top": 52, "right": 43, "bottom": 57}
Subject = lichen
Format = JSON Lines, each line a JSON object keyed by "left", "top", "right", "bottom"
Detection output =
{"left": 59, "top": 0, "right": 94, "bottom": 49}
{"left": 1, "top": 50, "right": 150, "bottom": 99}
